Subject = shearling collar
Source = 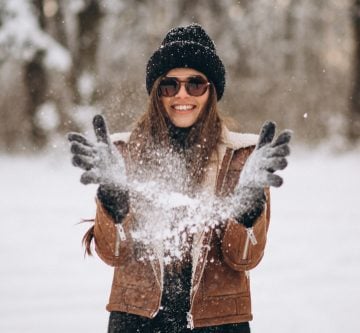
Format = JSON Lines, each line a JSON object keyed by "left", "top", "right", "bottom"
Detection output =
{"left": 111, "top": 131, "right": 131, "bottom": 143}
{"left": 219, "top": 125, "right": 258, "bottom": 150}
{"left": 110, "top": 126, "right": 258, "bottom": 149}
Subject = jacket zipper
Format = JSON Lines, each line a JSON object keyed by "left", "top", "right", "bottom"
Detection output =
{"left": 187, "top": 234, "right": 211, "bottom": 330}
{"left": 242, "top": 227, "right": 257, "bottom": 260}
{"left": 187, "top": 312, "right": 194, "bottom": 330}
{"left": 114, "top": 224, "right": 126, "bottom": 257}
{"left": 149, "top": 255, "right": 162, "bottom": 318}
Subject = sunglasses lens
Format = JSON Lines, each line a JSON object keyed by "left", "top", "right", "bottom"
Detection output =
{"left": 159, "top": 78, "right": 179, "bottom": 97}
{"left": 158, "top": 76, "right": 209, "bottom": 97}
{"left": 186, "top": 77, "right": 209, "bottom": 96}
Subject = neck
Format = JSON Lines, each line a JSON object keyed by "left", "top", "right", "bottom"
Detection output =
{"left": 168, "top": 122, "right": 192, "bottom": 149}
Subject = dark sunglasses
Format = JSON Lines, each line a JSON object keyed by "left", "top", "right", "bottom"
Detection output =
{"left": 158, "top": 76, "right": 210, "bottom": 97}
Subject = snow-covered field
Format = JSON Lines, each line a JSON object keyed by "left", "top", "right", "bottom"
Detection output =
{"left": 1, "top": 146, "right": 359, "bottom": 333}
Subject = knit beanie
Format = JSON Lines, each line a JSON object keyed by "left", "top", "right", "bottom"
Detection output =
{"left": 146, "top": 23, "right": 226, "bottom": 100}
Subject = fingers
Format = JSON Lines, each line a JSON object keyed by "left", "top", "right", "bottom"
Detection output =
{"left": 260, "top": 155, "right": 288, "bottom": 187}
{"left": 272, "top": 130, "right": 292, "bottom": 147}
{"left": 269, "top": 157, "right": 288, "bottom": 171}
{"left": 260, "top": 157, "right": 288, "bottom": 174}
{"left": 265, "top": 144, "right": 290, "bottom": 158}
{"left": 80, "top": 171, "right": 101, "bottom": 185}
{"left": 257, "top": 121, "right": 276, "bottom": 149}
{"left": 93, "top": 114, "right": 109, "bottom": 144}
{"left": 67, "top": 132, "right": 94, "bottom": 147}
{"left": 70, "top": 141, "right": 95, "bottom": 157}
{"left": 72, "top": 154, "right": 94, "bottom": 171}
{"left": 266, "top": 173, "right": 283, "bottom": 187}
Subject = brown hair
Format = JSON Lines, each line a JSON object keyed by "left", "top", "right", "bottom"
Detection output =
{"left": 82, "top": 225, "right": 95, "bottom": 256}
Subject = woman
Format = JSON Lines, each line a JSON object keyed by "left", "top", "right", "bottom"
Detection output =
{"left": 68, "top": 24, "right": 291, "bottom": 332}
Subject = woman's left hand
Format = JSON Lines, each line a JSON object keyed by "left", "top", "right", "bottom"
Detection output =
{"left": 238, "top": 121, "right": 292, "bottom": 190}
{"left": 233, "top": 121, "right": 291, "bottom": 227}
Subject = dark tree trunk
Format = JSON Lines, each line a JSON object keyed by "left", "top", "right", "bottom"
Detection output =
{"left": 24, "top": 51, "right": 48, "bottom": 148}
{"left": 349, "top": 0, "right": 360, "bottom": 141}
{"left": 284, "top": 0, "right": 298, "bottom": 72}
{"left": 71, "top": 0, "right": 103, "bottom": 104}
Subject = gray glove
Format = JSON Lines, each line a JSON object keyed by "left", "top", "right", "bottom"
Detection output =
{"left": 67, "top": 114, "right": 127, "bottom": 186}
{"left": 67, "top": 114, "right": 129, "bottom": 223}
{"left": 234, "top": 121, "right": 292, "bottom": 227}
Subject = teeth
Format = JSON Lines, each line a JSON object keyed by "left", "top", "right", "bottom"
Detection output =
{"left": 173, "top": 105, "right": 194, "bottom": 111}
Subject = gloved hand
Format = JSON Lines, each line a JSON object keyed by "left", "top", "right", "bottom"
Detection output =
{"left": 67, "top": 114, "right": 129, "bottom": 223}
{"left": 234, "top": 121, "right": 292, "bottom": 227}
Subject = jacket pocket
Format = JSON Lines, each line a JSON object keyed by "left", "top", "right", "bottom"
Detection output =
{"left": 193, "top": 296, "right": 237, "bottom": 319}
{"left": 114, "top": 261, "right": 155, "bottom": 288}
{"left": 123, "top": 286, "right": 159, "bottom": 310}
{"left": 202, "top": 263, "right": 249, "bottom": 297}
{"left": 236, "top": 295, "right": 251, "bottom": 315}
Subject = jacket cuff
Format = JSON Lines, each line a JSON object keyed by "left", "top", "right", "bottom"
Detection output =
{"left": 97, "top": 185, "right": 129, "bottom": 223}
{"left": 235, "top": 190, "right": 266, "bottom": 228}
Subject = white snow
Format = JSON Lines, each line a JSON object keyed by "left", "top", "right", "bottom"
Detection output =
{"left": 34, "top": 102, "right": 60, "bottom": 132}
{"left": 1, "top": 146, "right": 359, "bottom": 332}
{"left": 78, "top": 72, "right": 96, "bottom": 103}
{"left": 0, "top": 0, "right": 71, "bottom": 72}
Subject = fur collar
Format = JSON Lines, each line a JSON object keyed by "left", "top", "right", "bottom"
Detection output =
{"left": 110, "top": 126, "right": 258, "bottom": 149}
{"left": 220, "top": 125, "right": 258, "bottom": 150}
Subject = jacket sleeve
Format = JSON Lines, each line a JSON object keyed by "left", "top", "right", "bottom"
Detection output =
{"left": 93, "top": 198, "right": 134, "bottom": 267}
{"left": 221, "top": 188, "right": 271, "bottom": 271}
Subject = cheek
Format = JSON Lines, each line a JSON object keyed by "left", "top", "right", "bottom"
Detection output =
{"left": 198, "top": 93, "right": 210, "bottom": 110}
{"left": 160, "top": 98, "right": 171, "bottom": 113}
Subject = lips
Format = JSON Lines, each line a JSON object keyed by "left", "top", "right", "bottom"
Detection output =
{"left": 171, "top": 104, "right": 196, "bottom": 113}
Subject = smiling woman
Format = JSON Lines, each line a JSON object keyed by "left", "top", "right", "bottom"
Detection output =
{"left": 160, "top": 69, "right": 210, "bottom": 128}
{"left": 67, "top": 23, "right": 291, "bottom": 332}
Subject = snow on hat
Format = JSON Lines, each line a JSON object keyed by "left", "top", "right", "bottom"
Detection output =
{"left": 146, "top": 23, "right": 226, "bottom": 100}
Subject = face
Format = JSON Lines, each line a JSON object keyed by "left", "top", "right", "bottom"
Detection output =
{"left": 160, "top": 68, "right": 210, "bottom": 128}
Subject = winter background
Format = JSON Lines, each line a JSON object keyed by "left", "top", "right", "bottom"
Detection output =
{"left": 1, "top": 1, "right": 360, "bottom": 332}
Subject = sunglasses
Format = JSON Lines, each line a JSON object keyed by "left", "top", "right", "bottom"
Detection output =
{"left": 158, "top": 76, "right": 210, "bottom": 97}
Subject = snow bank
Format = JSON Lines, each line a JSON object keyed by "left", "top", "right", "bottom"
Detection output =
{"left": 0, "top": 146, "right": 359, "bottom": 332}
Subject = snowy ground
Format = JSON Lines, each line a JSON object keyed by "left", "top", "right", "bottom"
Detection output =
{"left": 1, "top": 145, "right": 359, "bottom": 333}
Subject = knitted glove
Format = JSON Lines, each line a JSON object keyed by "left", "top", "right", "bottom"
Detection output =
{"left": 234, "top": 121, "right": 292, "bottom": 227}
{"left": 97, "top": 184, "right": 129, "bottom": 223}
{"left": 68, "top": 114, "right": 128, "bottom": 223}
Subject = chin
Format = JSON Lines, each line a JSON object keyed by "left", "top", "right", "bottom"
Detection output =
{"left": 170, "top": 113, "right": 199, "bottom": 128}
{"left": 171, "top": 120, "right": 195, "bottom": 128}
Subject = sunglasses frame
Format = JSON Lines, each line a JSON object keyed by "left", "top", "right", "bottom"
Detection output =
{"left": 158, "top": 75, "right": 210, "bottom": 97}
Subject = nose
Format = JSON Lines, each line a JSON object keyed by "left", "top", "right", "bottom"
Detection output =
{"left": 175, "top": 82, "right": 190, "bottom": 98}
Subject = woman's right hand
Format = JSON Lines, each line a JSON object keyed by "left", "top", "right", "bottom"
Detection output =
{"left": 67, "top": 114, "right": 129, "bottom": 224}
{"left": 67, "top": 114, "right": 127, "bottom": 187}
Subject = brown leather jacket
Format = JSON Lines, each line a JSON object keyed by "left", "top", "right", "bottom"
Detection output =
{"left": 92, "top": 127, "right": 271, "bottom": 329}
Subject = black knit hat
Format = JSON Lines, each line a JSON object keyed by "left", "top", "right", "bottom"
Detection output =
{"left": 146, "top": 23, "right": 226, "bottom": 100}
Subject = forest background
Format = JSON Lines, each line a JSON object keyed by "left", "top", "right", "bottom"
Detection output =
{"left": 1, "top": 0, "right": 360, "bottom": 152}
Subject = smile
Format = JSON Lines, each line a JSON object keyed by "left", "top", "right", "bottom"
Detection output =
{"left": 172, "top": 104, "right": 196, "bottom": 112}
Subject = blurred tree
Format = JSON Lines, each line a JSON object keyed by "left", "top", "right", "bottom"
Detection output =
{"left": 0, "top": 0, "right": 354, "bottom": 151}
{"left": 284, "top": 0, "right": 299, "bottom": 73}
{"left": 349, "top": 0, "right": 360, "bottom": 141}
{"left": 24, "top": 50, "right": 48, "bottom": 148}
{"left": 72, "top": 0, "right": 103, "bottom": 104}
{"left": 0, "top": 0, "right": 72, "bottom": 151}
